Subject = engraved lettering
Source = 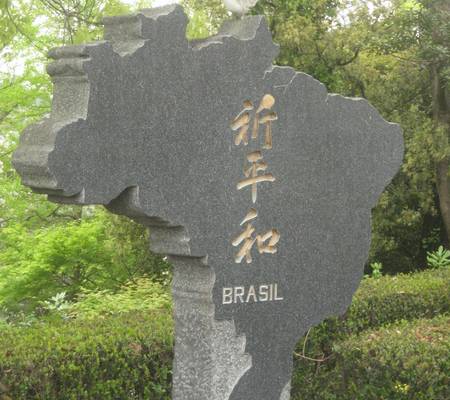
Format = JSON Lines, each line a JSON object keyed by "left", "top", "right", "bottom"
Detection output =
{"left": 274, "top": 284, "right": 283, "bottom": 300}
{"left": 230, "top": 94, "right": 280, "bottom": 264}
{"left": 237, "top": 151, "right": 275, "bottom": 203}
{"left": 245, "top": 285, "right": 258, "bottom": 303}
{"left": 222, "top": 284, "right": 284, "bottom": 304}
{"left": 233, "top": 211, "right": 280, "bottom": 264}
{"left": 223, "top": 287, "right": 233, "bottom": 304}
{"left": 234, "top": 286, "right": 245, "bottom": 303}
{"left": 259, "top": 285, "right": 269, "bottom": 301}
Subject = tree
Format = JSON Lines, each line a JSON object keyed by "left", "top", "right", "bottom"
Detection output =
{"left": 0, "top": 1, "right": 167, "bottom": 312}
{"left": 358, "top": 0, "right": 449, "bottom": 246}
{"left": 0, "top": 0, "right": 152, "bottom": 231}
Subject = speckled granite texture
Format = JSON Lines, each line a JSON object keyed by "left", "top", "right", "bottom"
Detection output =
{"left": 13, "top": 5, "right": 403, "bottom": 400}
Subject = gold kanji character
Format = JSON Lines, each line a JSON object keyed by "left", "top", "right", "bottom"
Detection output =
{"left": 230, "top": 100, "right": 253, "bottom": 146}
{"left": 259, "top": 112, "right": 278, "bottom": 149}
{"left": 252, "top": 94, "right": 276, "bottom": 140}
{"left": 232, "top": 209, "right": 280, "bottom": 264}
{"left": 256, "top": 229, "right": 280, "bottom": 255}
{"left": 237, "top": 151, "right": 275, "bottom": 203}
{"left": 232, "top": 208, "right": 258, "bottom": 263}
{"left": 230, "top": 95, "right": 277, "bottom": 147}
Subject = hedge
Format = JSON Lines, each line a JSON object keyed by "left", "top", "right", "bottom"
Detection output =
{"left": 0, "top": 269, "right": 448, "bottom": 399}
{"left": 297, "top": 268, "right": 450, "bottom": 359}
{"left": 292, "top": 315, "right": 450, "bottom": 400}
{"left": 0, "top": 312, "right": 173, "bottom": 400}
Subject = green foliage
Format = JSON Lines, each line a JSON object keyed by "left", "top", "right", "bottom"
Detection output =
{"left": 0, "top": 312, "right": 173, "bottom": 400}
{"left": 0, "top": 210, "right": 170, "bottom": 313}
{"left": 0, "top": 269, "right": 447, "bottom": 399}
{"left": 347, "top": 0, "right": 450, "bottom": 269}
{"left": 369, "top": 262, "right": 383, "bottom": 279}
{"left": 0, "top": 1, "right": 147, "bottom": 236}
{"left": 101, "top": 211, "right": 171, "bottom": 284}
{"left": 292, "top": 315, "right": 450, "bottom": 400}
{"left": 0, "top": 1, "right": 174, "bottom": 318}
{"left": 344, "top": 268, "right": 449, "bottom": 332}
{"left": 41, "top": 292, "right": 71, "bottom": 314}
{"left": 427, "top": 245, "right": 450, "bottom": 269}
{"left": 67, "top": 278, "right": 171, "bottom": 319}
{"left": 0, "top": 217, "right": 116, "bottom": 311}
{"left": 182, "top": 0, "right": 228, "bottom": 38}
{"left": 295, "top": 268, "right": 450, "bottom": 375}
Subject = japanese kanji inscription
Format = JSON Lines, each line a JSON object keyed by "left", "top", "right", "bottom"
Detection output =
{"left": 232, "top": 95, "right": 279, "bottom": 264}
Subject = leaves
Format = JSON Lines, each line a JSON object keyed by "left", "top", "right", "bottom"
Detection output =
{"left": 0, "top": 210, "right": 170, "bottom": 313}
{"left": 292, "top": 269, "right": 450, "bottom": 399}
{"left": 426, "top": 245, "right": 450, "bottom": 269}
{"left": 0, "top": 311, "right": 173, "bottom": 399}
{"left": 67, "top": 278, "right": 171, "bottom": 319}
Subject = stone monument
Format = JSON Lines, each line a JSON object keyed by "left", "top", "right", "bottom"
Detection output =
{"left": 13, "top": 5, "right": 403, "bottom": 400}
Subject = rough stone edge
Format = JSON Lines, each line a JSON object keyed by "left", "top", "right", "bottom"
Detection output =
{"left": 280, "top": 381, "right": 291, "bottom": 400}
{"left": 12, "top": 5, "right": 276, "bottom": 201}
{"left": 107, "top": 187, "right": 252, "bottom": 400}
{"left": 171, "top": 255, "right": 252, "bottom": 400}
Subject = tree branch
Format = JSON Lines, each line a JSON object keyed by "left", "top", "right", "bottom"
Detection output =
{"left": 335, "top": 48, "right": 360, "bottom": 67}
{"left": 0, "top": 149, "right": 14, "bottom": 159}
{"left": 0, "top": 108, "right": 15, "bottom": 124}
{"left": 390, "top": 54, "right": 433, "bottom": 66}
{"left": 5, "top": 2, "right": 46, "bottom": 53}
{"left": 294, "top": 328, "right": 333, "bottom": 363}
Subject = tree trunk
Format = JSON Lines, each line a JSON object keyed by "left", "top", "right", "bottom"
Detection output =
{"left": 431, "top": 64, "right": 450, "bottom": 245}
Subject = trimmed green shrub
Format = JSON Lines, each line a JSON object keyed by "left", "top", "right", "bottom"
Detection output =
{"left": 298, "top": 268, "right": 450, "bottom": 360}
{"left": 292, "top": 315, "right": 450, "bottom": 400}
{"left": 344, "top": 268, "right": 449, "bottom": 331}
{"left": 0, "top": 312, "right": 173, "bottom": 400}
{"left": 0, "top": 270, "right": 447, "bottom": 399}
